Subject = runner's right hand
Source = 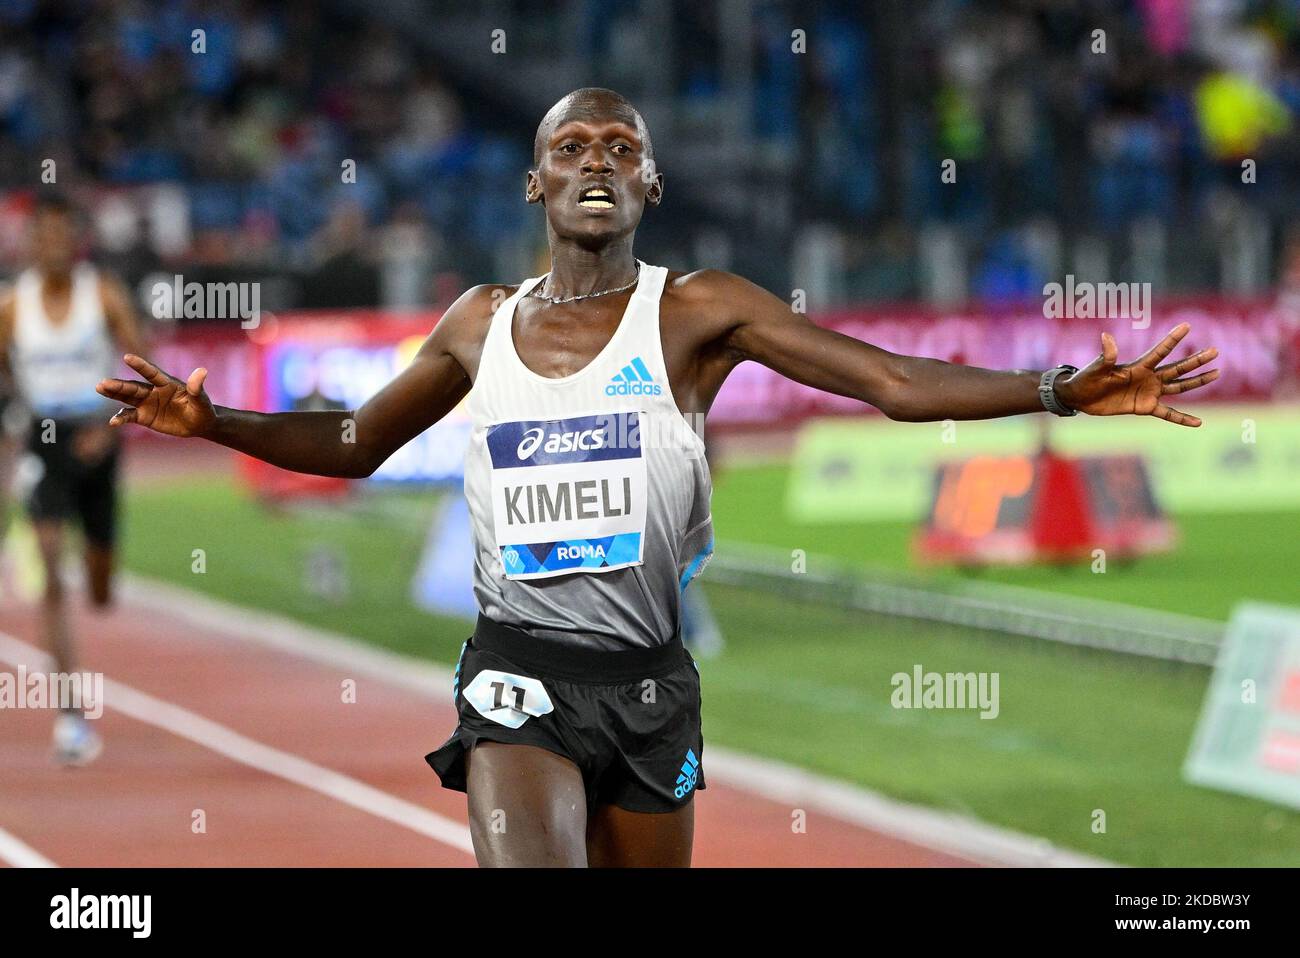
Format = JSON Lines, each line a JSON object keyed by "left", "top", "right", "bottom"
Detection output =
{"left": 96, "top": 354, "right": 217, "bottom": 438}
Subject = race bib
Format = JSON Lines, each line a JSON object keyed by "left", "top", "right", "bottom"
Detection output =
{"left": 486, "top": 411, "right": 647, "bottom": 579}
{"left": 462, "top": 670, "right": 554, "bottom": 729}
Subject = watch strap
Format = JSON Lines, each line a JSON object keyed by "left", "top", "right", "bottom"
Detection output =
{"left": 1039, "top": 364, "right": 1079, "bottom": 417}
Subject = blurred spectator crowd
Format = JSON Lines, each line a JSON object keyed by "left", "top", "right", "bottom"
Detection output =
{"left": 890, "top": 0, "right": 1300, "bottom": 303}
{"left": 0, "top": 0, "right": 528, "bottom": 311}
{"left": 2, "top": 0, "right": 1299, "bottom": 313}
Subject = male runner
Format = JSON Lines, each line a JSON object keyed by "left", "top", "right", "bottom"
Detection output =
{"left": 0, "top": 194, "right": 148, "bottom": 764}
{"left": 97, "top": 88, "right": 1220, "bottom": 866}
{"left": 0, "top": 281, "right": 20, "bottom": 538}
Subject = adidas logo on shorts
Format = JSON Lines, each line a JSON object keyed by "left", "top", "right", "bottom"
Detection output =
{"left": 606, "top": 356, "right": 663, "bottom": 396}
{"left": 673, "top": 748, "right": 700, "bottom": 799}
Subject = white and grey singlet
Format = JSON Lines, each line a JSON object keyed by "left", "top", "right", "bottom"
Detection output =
{"left": 11, "top": 264, "right": 116, "bottom": 420}
{"left": 463, "top": 261, "right": 714, "bottom": 650}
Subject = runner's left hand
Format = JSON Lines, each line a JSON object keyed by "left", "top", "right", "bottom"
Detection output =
{"left": 1053, "top": 323, "right": 1220, "bottom": 427}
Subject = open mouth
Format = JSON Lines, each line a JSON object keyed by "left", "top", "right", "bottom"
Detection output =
{"left": 578, "top": 186, "right": 616, "bottom": 210}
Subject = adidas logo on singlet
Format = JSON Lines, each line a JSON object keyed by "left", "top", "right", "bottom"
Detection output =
{"left": 606, "top": 356, "right": 663, "bottom": 396}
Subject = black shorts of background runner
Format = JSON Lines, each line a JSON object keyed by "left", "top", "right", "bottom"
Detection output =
{"left": 26, "top": 417, "right": 121, "bottom": 547}
{"left": 427, "top": 614, "right": 706, "bottom": 814}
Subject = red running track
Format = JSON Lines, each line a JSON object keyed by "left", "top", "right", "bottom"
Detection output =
{"left": 0, "top": 594, "right": 975, "bottom": 868}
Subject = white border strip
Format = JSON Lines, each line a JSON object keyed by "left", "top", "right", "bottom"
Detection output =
{"left": 0, "top": 825, "right": 57, "bottom": 868}
{"left": 0, "top": 632, "right": 474, "bottom": 858}
{"left": 122, "top": 573, "right": 1115, "bottom": 867}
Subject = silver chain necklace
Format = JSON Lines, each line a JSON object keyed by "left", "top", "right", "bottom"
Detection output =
{"left": 531, "top": 261, "right": 640, "bottom": 305}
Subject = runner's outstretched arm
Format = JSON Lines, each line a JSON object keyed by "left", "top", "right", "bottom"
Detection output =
{"left": 706, "top": 271, "right": 1221, "bottom": 427}
{"left": 95, "top": 287, "right": 487, "bottom": 477}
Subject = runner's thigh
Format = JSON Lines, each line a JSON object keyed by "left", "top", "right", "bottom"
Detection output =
{"left": 466, "top": 741, "right": 589, "bottom": 867}
{"left": 586, "top": 800, "right": 694, "bottom": 867}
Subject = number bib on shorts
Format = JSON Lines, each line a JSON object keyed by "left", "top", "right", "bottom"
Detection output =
{"left": 485, "top": 411, "right": 647, "bottom": 579}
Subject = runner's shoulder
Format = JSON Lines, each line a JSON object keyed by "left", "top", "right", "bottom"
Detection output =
{"left": 432, "top": 282, "right": 517, "bottom": 343}
{"left": 95, "top": 270, "right": 136, "bottom": 318}
{"left": 664, "top": 268, "right": 762, "bottom": 308}
{"left": 662, "top": 268, "right": 760, "bottom": 333}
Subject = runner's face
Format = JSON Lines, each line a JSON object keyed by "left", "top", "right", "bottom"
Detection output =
{"left": 531, "top": 116, "right": 660, "bottom": 246}
{"left": 31, "top": 211, "right": 77, "bottom": 275}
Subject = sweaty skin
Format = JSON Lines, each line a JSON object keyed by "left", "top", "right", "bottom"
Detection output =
{"left": 96, "top": 89, "right": 1222, "bottom": 867}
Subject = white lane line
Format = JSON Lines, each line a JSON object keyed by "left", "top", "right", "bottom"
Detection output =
{"left": 0, "top": 824, "right": 57, "bottom": 868}
{"left": 120, "top": 576, "right": 453, "bottom": 700}
{"left": 0, "top": 632, "right": 474, "bottom": 858}
{"left": 123, "top": 573, "right": 1116, "bottom": 868}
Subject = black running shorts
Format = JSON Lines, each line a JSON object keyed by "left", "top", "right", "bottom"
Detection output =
{"left": 26, "top": 418, "right": 121, "bottom": 548}
{"left": 426, "top": 615, "right": 705, "bottom": 814}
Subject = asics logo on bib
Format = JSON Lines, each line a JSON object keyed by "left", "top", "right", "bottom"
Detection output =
{"left": 488, "top": 413, "right": 641, "bottom": 470}
{"left": 674, "top": 748, "right": 701, "bottom": 799}
{"left": 606, "top": 356, "right": 662, "bottom": 396}
{"left": 516, "top": 424, "right": 609, "bottom": 461}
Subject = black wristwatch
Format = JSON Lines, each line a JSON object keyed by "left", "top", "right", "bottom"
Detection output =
{"left": 1038, "top": 364, "right": 1079, "bottom": 417}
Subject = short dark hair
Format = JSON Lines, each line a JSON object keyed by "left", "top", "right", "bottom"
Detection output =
{"left": 533, "top": 87, "right": 654, "bottom": 166}
{"left": 31, "top": 191, "right": 76, "bottom": 219}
